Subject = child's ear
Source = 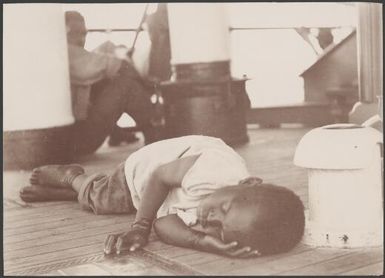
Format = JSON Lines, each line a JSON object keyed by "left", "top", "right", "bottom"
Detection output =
{"left": 239, "top": 177, "right": 263, "bottom": 186}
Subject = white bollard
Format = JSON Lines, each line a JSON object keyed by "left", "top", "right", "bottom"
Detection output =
{"left": 294, "top": 123, "right": 383, "bottom": 247}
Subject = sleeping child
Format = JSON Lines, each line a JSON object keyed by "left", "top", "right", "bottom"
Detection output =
{"left": 20, "top": 135, "right": 305, "bottom": 258}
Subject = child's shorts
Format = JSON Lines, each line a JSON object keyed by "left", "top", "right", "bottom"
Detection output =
{"left": 77, "top": 162, "right": 136, "bottom": 215}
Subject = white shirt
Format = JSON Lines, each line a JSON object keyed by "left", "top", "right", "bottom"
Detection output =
{"left": 124, "top": 135, "right": 250, "bottom": 226}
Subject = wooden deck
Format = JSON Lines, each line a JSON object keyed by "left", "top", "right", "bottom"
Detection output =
{"left": 3, "top": 127, "right": 383, "bottom": 276}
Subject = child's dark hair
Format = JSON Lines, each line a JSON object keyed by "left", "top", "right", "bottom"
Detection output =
{"left": 231, "top": 184, "right": 305, "bottom": 256}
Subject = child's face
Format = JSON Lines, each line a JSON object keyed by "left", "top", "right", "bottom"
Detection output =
{"left": 197, "top": 185, "right": 259, "bottom": 242}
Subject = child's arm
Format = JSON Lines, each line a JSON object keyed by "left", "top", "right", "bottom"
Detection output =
{"left": 104, "top": 154, "right": 200, "bottom": 255}
{"left": 154, "top": 214, "right": 260, "bottom": 258}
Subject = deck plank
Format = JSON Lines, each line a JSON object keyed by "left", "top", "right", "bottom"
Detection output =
{"left": 279, "top": 247, "right": 383, "bottom": 275}
{"left": 4, "top": 211, "right": 131, "bottom": 237}
{"left": 5, "top": 244, "right": 104, "bottom": 274}
{"left": 5, "top": 219, "right": 134, "bottom": 251}
{"left": 4, "top": 202, "right": 82, "bottom": 221}
{"left": 218, "top": 247, "right": 353, "bottom": 275}
{"left": 341, "top": 261, "right": 384, "bottom": 275}
{"left": 188, "top": 243, "right": 312, "bottom": 275}
{"left": 4, "top": 215, "right": 133, "bottom": 244}
{"left": 4, "top": 222, "right": 135, "bottom": 261}
{"left": 4, "top": 208, "right": 95, "bottom": 230}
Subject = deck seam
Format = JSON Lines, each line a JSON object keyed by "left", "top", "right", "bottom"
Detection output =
{"left": 338, "top": 260, "right": 384, "bottom": 275}
{"left": 5, "top": 253, "right": 105, "bottom": 275}
{"left": 5, "top": 230, "right": 159, "bottom": 257}
{"left": 274, "top": 250, "right": 358, "bottom": 275}
{"left": 132, "top": 249, "right": 204, "bottom": 275}
{"left": 4, "top": 219, "right": 130, "bottom": 243}
{"left": 6, "top": 248, "right": 204, "bottom": 276}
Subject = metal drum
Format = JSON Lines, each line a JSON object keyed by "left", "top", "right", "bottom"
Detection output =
{"left": 160, "top": 78, "right": 249, "bottom": 145}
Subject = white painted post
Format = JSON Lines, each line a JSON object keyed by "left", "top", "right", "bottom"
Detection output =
{"left": 4, "top": 4, "right": 74, "bottom": 169}
{"left": 4, "top": 4, "right": 74, "bottom": 131}
{"left": 167, "top": 3, "right": 230, "bottom": 65}
{"left": 294, "top": 124, "right": 383, "bottom": 247}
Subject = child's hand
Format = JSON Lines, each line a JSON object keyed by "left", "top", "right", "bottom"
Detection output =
{"left": 103, "top": 229, "right": 149, "bottom": 255}
{"left": 197, "top": 234, "right": 260, "bottom": 258}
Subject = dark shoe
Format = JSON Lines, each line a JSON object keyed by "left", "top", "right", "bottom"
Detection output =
{"left": 108, "top": 127, "right": 139, "bottom": 147}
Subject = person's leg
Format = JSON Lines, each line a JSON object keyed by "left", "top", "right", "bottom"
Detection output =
{"left": 69, "top": 78, "right": 126, "bottom": 155}
{"left": 20, "top": 163, "right": 135, "bottom": 215}
{"left": 115, "top": 64, "right": 161, "bottom": 145}
{"left": 69, "top": 63, "right": 157, "bottom": 156}
{"left": 73, "top": 163, "right": 135, "bottom": 214}
{"left": 30, "top": 164, "right": 85, "bottom": 187}
{"left": 20, "top": 164, "right": 85, "bottom": 202}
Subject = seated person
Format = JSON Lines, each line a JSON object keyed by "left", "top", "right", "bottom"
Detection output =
{"left": 65, "top": 11, "right": 160, "bottom": 155}
{"left": 20, "top": 135, "right": 305, "bottom": 257}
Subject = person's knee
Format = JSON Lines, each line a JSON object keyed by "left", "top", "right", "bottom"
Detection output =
{"left": 118, "top": 61, "right": 143, "bottom": 79}
{"left": 83, "top": 171, "right": 134, "bottom": 215}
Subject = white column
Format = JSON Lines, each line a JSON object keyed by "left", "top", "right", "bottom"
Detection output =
{"left": 356, "top": 3, "right": 383, "bottom": 103}
{"left": 167, "top": 3, "right": 230, "bottom": 65}
{"left": 4, "top": 4, "right": 74, "bottom": 131}
{"left": 349, "top": 3, "right": 382, "bottom": 124}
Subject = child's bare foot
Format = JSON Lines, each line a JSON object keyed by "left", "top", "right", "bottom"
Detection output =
{"left": 20, "top": 185, "right": 78, "bottom": 202}
{"left": 30, "top": 164, "right": 85, "bottom": 188}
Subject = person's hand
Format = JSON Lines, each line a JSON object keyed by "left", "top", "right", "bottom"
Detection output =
{"left": 104, "top": 228, "right": 149, "bottom": 255}
{"left": 197, "top": 234, "right": 261, "bottom": 258}
{"left": 126, "top": 47, "right": 135, "bottom": 58}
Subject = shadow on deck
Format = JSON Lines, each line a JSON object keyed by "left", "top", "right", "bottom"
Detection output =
{"left": 3, "top": 126, "right": 383, "bottom": 275}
